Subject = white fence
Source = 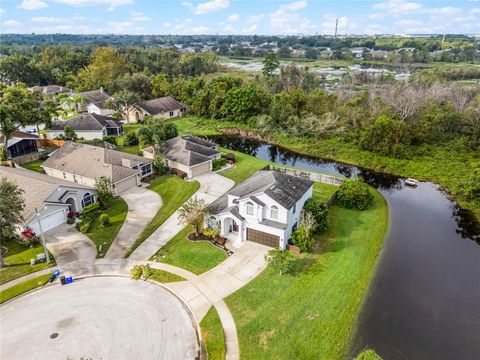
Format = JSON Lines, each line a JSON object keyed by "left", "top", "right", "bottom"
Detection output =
{"left": 267, "top": 165, "right": 345, "bottom": 186}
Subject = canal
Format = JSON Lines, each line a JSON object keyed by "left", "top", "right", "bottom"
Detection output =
{"left": 212, "top": 136, "right": 480, "bottom": 360}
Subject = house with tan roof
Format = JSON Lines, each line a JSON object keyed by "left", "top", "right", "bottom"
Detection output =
{"left": 125, "top": 96, "right": 186, "bottom": 123}
{"left": 42, "top": 141, "right": 153, "bottom": 194}
{"left": 0, "top": 166, "right": 95, "bottom": 234}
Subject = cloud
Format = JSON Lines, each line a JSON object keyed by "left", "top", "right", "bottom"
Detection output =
{"left": 32, "top": 16, "right": 65, "bottom": 23}
{"left": 184, "top": 0, "right": 230, "bottom": 15}
{"left": 227, "top": 13, "right": 239, "bottom": 22}
{"left": 192, "top": 25, "right": 210, "bottom": 34}
{"left": 53, "top": 0, "right": 133, "bottom": 11}
{"left": 394, "top": 19, "right": 423, "bottom": 27}
{"left": 425, "top": 6, "right": 462, "bottom": 17}
{"left": 0, "top": 8, "right": 5, "bottom": 15}
{"left": 247, "top": 14, "right": 263, "bottom": 24}
{"left": 19, "top": 0, "right": 48, "bottom": 10}
{"left": 282, "top": 0, "right": 307, "bottom": 11}
{"left": 269, "top": 1, "right": 313, "bottom": 34}
{"left": 107, "top": 20, "right": 145, "bottom": 33}
{"left": 471, "top": 8, "right": 480, "bottom": 14}
{"left": 368, "top": 13, "right": 384, "bottom": 20}
{"left": 130, "top": 11, "right": 151, "bottom": 21}
{"left": 242, "top": 24, "right": 257, "bottom": 34}
{"left": 372, "top": 0, "right": 422, "bottom": 14}
{"left": 3, "top": 20, "right": 24, "bottom": 30}
{"left": 320, "top": 15, "right": 355, "bottom": 35}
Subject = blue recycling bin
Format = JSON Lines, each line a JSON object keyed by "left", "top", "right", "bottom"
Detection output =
{"left": 65, "top": 276, "right": 73, "bottom": 284}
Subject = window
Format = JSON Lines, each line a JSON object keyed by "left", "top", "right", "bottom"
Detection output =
{"left": 169, "top": 111, "right": 174, "bottom": 117}
{"left": 81, "top": 193, "right": 94, "bottom": 207}
{"left": 141, "top": 163, "right": 152, "bottom": 176}
{"left": 270, "top": 205, "right": 279, "bottom": 220}
{"left": 246, "top": 202, "right": 254, "bottom": 216}
{"left": 63, "top": 172, "right": 66, "bottom": 179}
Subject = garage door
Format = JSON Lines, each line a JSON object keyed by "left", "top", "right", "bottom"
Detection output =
{"left": 115, "top": 175, "right": 138, "bottom": 194}
{"left": 29, "top": 209, "right": 66, "bottom": 234}
{"left": 191, "top": 161, "right": 211, "bottom": 177}
{"left": 246, "top": 228, "right": 280, "bottom": 247}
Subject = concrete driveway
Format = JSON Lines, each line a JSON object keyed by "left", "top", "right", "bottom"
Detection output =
{"left": 0, "top": 276, "right": 199, "bottom": 360}
{"left": 105, "top": 186, "right": 162, "bottom": 259}
{"left": 45, "top": 224, "right": 96, "bottom": 276}
{"left": 129, "top": 173, "right": 234, "bottom": 261}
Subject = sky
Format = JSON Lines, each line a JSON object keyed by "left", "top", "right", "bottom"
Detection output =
{"left": 0, "top": 0, "right": 479, "bottom": 35}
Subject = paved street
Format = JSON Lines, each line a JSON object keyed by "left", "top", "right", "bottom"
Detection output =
{"left": 0, "top": 277, "right": 199, "bottom": 360}
{"left": 105, "top": 185, "right": 162, "bottom": 258}
{"left": 129, "top": 173, "right": 234, "bottom": 260}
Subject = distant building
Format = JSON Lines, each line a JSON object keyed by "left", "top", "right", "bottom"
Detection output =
{"left": 28, "top": 85, "right": 72, "bottom": 97}
{"left": 46, "top": 113, "right": 123, "bottom": 140}
{"left": 125, "top": 96, "right": 187, "bottom": 123}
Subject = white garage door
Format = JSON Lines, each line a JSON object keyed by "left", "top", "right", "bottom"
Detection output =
{"left": 191, "top": 162, "right": 211, "bottom": 177}
{"left": 29, "top": 210, "right": 67, "bottom": 234}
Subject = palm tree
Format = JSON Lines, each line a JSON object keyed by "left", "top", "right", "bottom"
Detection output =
{"left": 178, "top": 197, "right": 208, "bottom": 237}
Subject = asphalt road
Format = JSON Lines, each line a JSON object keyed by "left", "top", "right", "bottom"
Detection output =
{"left": 0, "top": 276, "right": 199, "bottom": 360}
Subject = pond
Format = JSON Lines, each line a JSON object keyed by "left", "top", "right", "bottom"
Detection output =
{"left": 211, "top": 135, "right": 480, "bottom": 360}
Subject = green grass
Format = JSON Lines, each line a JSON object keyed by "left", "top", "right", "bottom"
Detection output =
{"left": 225, "top": 189, "right": 388, "bottom": 360}
{"left": 0, "top": 241, "right": 54, "bottom": 285}
{"left": 21, "top": 160, "right": 45, "bottom": 173}
{"left": 0, "top": 273, "right": 51, "bottom": 304}
{"left": 149, "top": 268, "right": 185, "bottom": 283}
{"left": 219, "top": 148, "right": 270, "bottom": 184}
{"left": 200, "top": 306, "right": 226, "bottom": 360}
{"left": 313, "top": 182, "right": 338, "bottom": 203}
{"left": 151, "top": 227, "right": 227, "bottom": 275}
{"left": 126, "top": 175, "right": 200, "bottom": 256}
{"left": 355, "top": 349, "right": 383, "bottom": 360}
{"left": 85, "top": 197, "right": 128, "bottom": 258}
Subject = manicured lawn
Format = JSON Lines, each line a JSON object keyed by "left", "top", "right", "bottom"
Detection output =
{"left": 21, "top": 160, "right": 45, "bottom": 173}
{"left": 225, "top": 189, "right": 388, "bottom": 360}
{"left": 149, "top": 268, "right": 185, "bottom": 283}
{"left": 0, "top": 273, "right": 51, "bottom": 304}
{"left": 0, "top": 241, "right": 54, "bottom": 285}
{"left": 126, "top": 175, "right": 200, "bottom": 256}
{"left": 219, "top": 148, "right": 270, "bottom": 184}
{"left": 85, "top": 197, "right": 128, "bottom": 258}
{"left": 151, "top": 227, "right": 227, "bottom": 275}
{"left": 116, "top": 144, "right": 141, "bottom": 155}
{"left": 313, "top": 182, "right": 338, "bottom": 203}
{"left": 200, "top": 306, "right": 226, "bottom": 360}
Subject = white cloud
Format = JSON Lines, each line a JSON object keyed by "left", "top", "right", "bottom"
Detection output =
{"left": 33, "top": 24, "right": 91, "bottom": 33}
{"left": 269, "top": 1, "right": 313, "bottom": 34}
{"left": 365, "top": 24, "right": 384, "bottom": 35}
{"left": 192, "top": 26, "right": 210, "bottom": 34}
{"left": 368, "top": 13, "right": 384, "bottom": 20}
{"left": 0, "top": 8, "right": 5, "bottom": 15}
{"left": 3, "top": 20, "right": 24, "bottom": 30}
{"left": 247, "top": 14, "right": 263, "bottom": 24}
{"left": 53, "top": 0, "right": 133, "bottom": 11}
{"left": 242, "top": 24, "right": 257, "bottom": 34}
{"left": 372, "top": 0, "right": 422, "bottom": 14}
{"left": 320, "top": 15, "right": 355, "bottom": 35}
{"left": 19, "top": 0, "right": 48, "bottom": 10}
{"left": 471, "top": 8, "right": 480, "bottom": 14}
{"left": 227, "top": 13, "right": 239, "bottom": 22}
{"left": 163, "top": 22, "right": 172, "bottom": 28}
{"left": 130, "top": 11, "right": 151, "bottom": 22}
{"left": 107, "top": 20, "right": 145, "bottom": 33}
{"left": 184, "top": 0, "right": 230, "bottom": 15}
{"left": 283, "top": 0, "right": 307, "bottom": 11}
{"left": 425, "top": 6, "right": 462, "bottom": 17}
{"left": 32, "top": 16, "right": 65, "bottom": 23}
{"left": 220, "top": 23, "right": 235, "bottom": 33}
{"left": 394, "top": 19, "right": 423, "bottom": 27}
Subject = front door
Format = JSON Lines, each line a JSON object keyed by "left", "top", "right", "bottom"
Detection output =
{"left": 232, "top": 220, "right": 239, "bottom": 232}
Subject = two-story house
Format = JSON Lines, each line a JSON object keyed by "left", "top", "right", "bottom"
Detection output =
{"left": 208, "top": 170, "right": 314, "bottom": 249}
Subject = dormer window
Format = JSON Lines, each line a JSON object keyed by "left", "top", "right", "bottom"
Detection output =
{"left": 270, "top": 205, "right": 279, "bottom": 220}
{"left": 246, "top": 202, "right": 254, "bottom": 216}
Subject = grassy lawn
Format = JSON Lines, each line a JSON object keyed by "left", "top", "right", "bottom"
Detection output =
{"left": 0, "top": 241, "right": 54, "bottom": 285}
{"left": 151, "top": 227, "right": 227, "bottom": 275}
{"left": 219, "top": 148, "right": 270, "bottom": 184}
{"left": 0, "top": 273, "right": 51, "bottom": 304}
{"left": 21, "top": 160, "right": 45, "bottom": 173}
{"left": 126, "top": 174, "right": 200, "bottom": 256}
{"left": 225, "top": 189, "right": 388, "bottom": 360}
{"left": 313, "top": 182, "right": 338, "bottom": 203}
{"left": 85, "top": 197, "right": 128, "bottom": 258}
{"left": 149, "top": 268, "right": 185, "bottom": 283}
{"left": 200, "top": 306, "right": 226, "bottom": 360}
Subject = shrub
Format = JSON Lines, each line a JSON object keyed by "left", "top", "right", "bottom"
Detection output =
{"left": 79, "top": 222, "right": 91, "bottom": 233}
{"left": 141, "top": 264, "right": 153, "bottom": 280}
{"left": 212, "top": 158, "right": 227, "bottom": 171}
{"left": 95, "top": 177, "right": 114, "bottom": 209}
{"left": 103, "top": 135, "right": 117, "bottom": 145}
{"left": 335, "top": 179, "right": 373, "bottom": 210}
{"left": 80, "top": 202, "right": 101, "bottom": 224}
{"left": 130, "top": 265, "right": 143, "bottom": 280}
{"left": 203, "top": 228, "right": 220, "bottom": 239}
{"left": 265, "top": 248, "right": 296, "bottom": 275}
{"left": 124, "top": 131, "right": 139, "bottom": 146}
{"left": 20, "top": 228, "right": 39, "bottom": 247}
{"left": 303, "top": 198, "right": 329, "bottom": 234}
{"left": 100, "top": 213, "right": 110, "bottom": 227}
{"left": 290, "top": 225, "right": 314, "bottom": 252}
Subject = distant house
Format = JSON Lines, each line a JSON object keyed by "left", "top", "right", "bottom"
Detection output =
{"left": 66, "top": 88, "right": 113, "bottom": 114}
{"left": 0, "top": 166, "right": 95, "bottom": 234}
{"left": 28, "top": 85, "right": 73, "bottom": 97}
{"left": 0, "top": 130, "right": 40, "bottom": 160}
{"left": 161, "top": 135, "right": 221, "bottom": 178}
{"left": 46, "top": 113, "right": 123, "bottom": 140}
{"left": 125, "top": 96, "right": 186, "bottom": 123}
{"left": 42, "top": 141, "right": 153, "bottom": 194}
{"left": 208, "top": 171, "right": 314, "bottom": 249}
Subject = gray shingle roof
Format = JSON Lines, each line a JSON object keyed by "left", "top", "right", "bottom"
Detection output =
{"left": 47, "top": 113, "right": 122, "bottom": 131}
{"left": 29, "top": 85, "right": 72, "bottom": 95}
{"left": 78, "top": 89, "right": 111, "bottom": 104}
{"left": 228, "top": 171, "right": 313, "bottom": 210}
{"left": 0, "top": 166, "right": 92, "bottom": 222}
{"left": 42, "top": 142, "right": 152, "bottom": 183}
{"left": 140, "top": 96, "right": 186, "bottom": 115}
{"left": 164, "top": 135, "right": 219, "bottom": 166}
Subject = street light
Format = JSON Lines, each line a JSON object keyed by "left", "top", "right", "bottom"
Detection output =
{"left": 35, "top": 207, "right": 50, "bottom": 264}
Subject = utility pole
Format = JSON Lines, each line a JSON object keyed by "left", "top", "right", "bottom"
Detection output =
{"left": 334, "top": 18, "right": 339, "bottom": 40}
{"left": 35, "top": 208, "right": 50, "bottom": 264}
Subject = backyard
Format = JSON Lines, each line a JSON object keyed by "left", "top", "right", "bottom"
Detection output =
{"left": 126, "top": 175, "right": 200, "bottom": 256}
{"left": 151, "top": 227, "right": 227, "bottom": 275}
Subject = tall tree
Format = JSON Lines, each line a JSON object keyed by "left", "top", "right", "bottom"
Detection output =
{"left": 0, "top": 85, "right": 50, "bottom": 160}
{"left": 0, "top": 177, "right": 25, "bottom": 267}
{"left": 178, "top": 197, "right": 208, "bottom": 236}
{"left": 105, "top": 90, "right": 140, "bottom": 123}
{"left": 262, "top": 53, "right": 280, "bottom": 77}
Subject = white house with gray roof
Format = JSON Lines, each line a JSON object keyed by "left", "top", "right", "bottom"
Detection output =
{"left": 208, "top": 170, "right": 314, "bottom": 249}
{"left": 0, "top": 166, "right": 96, "bottom": 234}
{"left": 125, "top": 96, "right": 186, "bottom": 123}
{"left": 42, "top": 141, "right": 153, "bottom": 194}
{"left": 46, "top": 113, "right": 123, "bottom": 140}
{"left": 163, "top": 135, "right": 221, "bottom": 178}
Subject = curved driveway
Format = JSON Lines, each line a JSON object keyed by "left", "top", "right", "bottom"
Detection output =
{"left": 105, "top": 186, "right": 162, "bottom": 259}
{"left": 0, "top": 276, "right": 199, "bottom": 360}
